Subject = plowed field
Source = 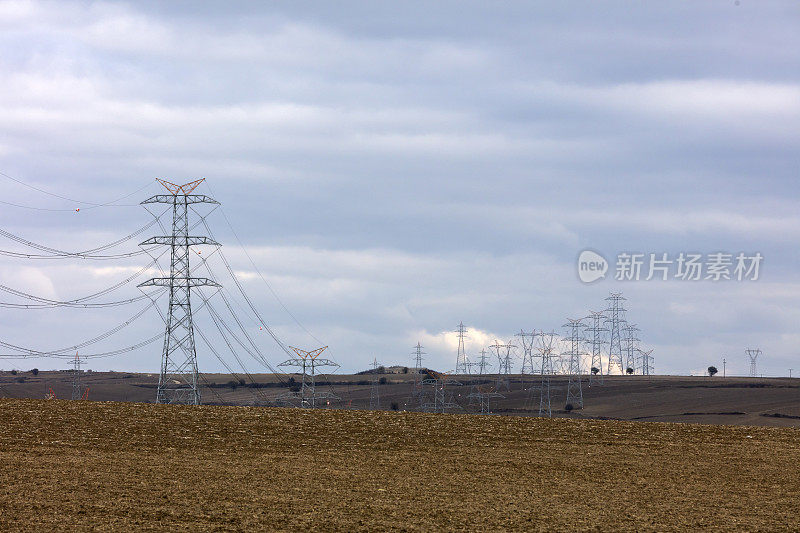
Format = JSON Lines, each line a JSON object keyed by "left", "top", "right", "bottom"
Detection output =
{"left": 0, "top": 399, "right": 798, "bottom": 531}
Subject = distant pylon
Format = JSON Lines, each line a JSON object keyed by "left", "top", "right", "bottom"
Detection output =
{"left": 476, "top": 349, "right": 491, "bottom": 375}
{"left": 622, "top": 323, "right": 640, "bottom": 374}
{"left": 410, "top": 343, "right": 426, "bottom": 407}
{"left": 585, "top": 311, "right": 606, "bottom": 385}
{"left": 489, "top": 340, "right": 516, "bottom": 392}
{"left": 138, "top": 178, "right": 220, "bottom": 405}
{"left": 454, "top": 322, "right": 469, "bottom": 374}
{"left": 516, "top": 330, "right": 536, "bottom": 374}
{"left": 468, "top": 385, "right": 503, "bottom": 414}
{"left": 604, "top": 293, "right": 627, "bottom": 375}
{"left": 638, "top": 348, "right": 654, "bottom": 375}
{"left": 563, "top": 319, "right": 585, "bottom": 409}
{"left": 71, "top": 352, "right": 84, "bottom": 400}
{"left": 746, "top": 348, "right": 762, "bottom": 377}
{"left": 370, "top": 358, "right": 381, "bottom": 410}
{"left": 277, "top": 346, "right": 339, "bottom": 408}
{"left": 421, "top": 370, "right": 462, "bottom": 413}
{"left": 536, "top": 331, "right": 558, "bottom": 417}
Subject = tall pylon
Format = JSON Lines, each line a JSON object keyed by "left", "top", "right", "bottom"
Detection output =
{"left": 139, "top": 178, "right": 220, "bottom": 405}
{"left": 536, "top": 331, "right": 558, "bottom": 417}
{"left": 370, "top": 358, "right": 381, "bottom": 410}
{"left": 746, "top": 348, "right": 762, "bottom": 377}
{"left": 585, "top": 311, "right": 606, "bottom": 385}
{"left": 638, "top": 348, "right": 654, "bottom": 376}
{"left": 622, "top": 323, "right": 640, "bottom": 374}
{"left": 563, "top": 319, "right": 585, "bottom": 409}
{"left": 454, "top": 322, "right": 469, "bottom": 374}
{"left": 476, "top": 349, "right": 491, "bottom": 375}
{"left": 409, "top": 342, "right": 426, "bottom": 408}
{"left": 516, "top": 330, "right": 536, "bottom": 375}
{"left": 71, "top": 352, "right": 86, "bottom": 400}
{"left": 604, "top": 293, "right": 627, "bottom": 375}
{"left": 277, "top": 346, "right": 338, "bottom": 408}
{"left": 490, "top": 340, "right": 516, "bottom": 392}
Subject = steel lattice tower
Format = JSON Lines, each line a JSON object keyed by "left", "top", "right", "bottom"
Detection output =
{"left": 563, "top": 319, "right": 585, "bottom": 409}
{"left": 139, "top": 178, "right": 220, "bottom": 405}
{"left": 746, "top": 348, "right": 762, "bottom": 377}
{"left": 536, "top": 332, "right": 558, "bottom": 417}
{"left": 71, "top": 353, "right": 85, "bottom": 400}
{"left": 476, "top": 349, "right": 491, "bottom": 375}
{"left": 638, "top": 348, "right": 654, "bottom": 376}
{"left": 277, "top": 346, "right": 338, "bottom": 408}
{"left": 421, "top": 370, "right": 461, "bottom": 413}
{"left": 516, "top": 330, "right": 536, "bottom": 375}
{"left": 468, "top": 385, "right": 503, "bottom": 414}
{"left": 454, "top": 322, "right": 469, "bottom": 374}
{"left": 622, "top": 323, "right": 640, "bottom": 374}
{"left": 585, "top": 311, "right": 606, "bottom": 385}
{"left": 604, "top": 293, "right": 627, "bottom": 375}
{"left": 490, "top": 340, "right": 516, "bottom": 392}
{"left": 370, "top": 358, "right": 381, "bottom": 410}
{"left": 409, "top": 343, "right": 426, "bottom": 409}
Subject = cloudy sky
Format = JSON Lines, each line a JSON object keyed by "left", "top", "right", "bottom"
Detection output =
{"left": 0, "top": 0, "right": 798, "bottom": 377}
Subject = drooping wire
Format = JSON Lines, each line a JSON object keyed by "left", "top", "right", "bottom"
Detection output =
{"left": 0, "top": 170, "right": 155, "bottom": 210}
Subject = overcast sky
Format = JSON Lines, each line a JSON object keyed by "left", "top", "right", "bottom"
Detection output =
{"left": 0, "top": 0, "right": 798, "bottom": 377}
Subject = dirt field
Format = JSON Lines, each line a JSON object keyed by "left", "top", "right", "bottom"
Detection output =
{"left": 0, "top": 399, "right": 798, "bottom": 531}
{"left": 2, "top": 371, "right": 800, "bottom": 427}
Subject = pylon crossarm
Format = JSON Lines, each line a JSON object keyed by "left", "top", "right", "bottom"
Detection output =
{"left": 140, "top": 236, "right": 220, "bottom": 246}
{"left": 142, "top": 194, "right": 219, "bottom": 205}
{"left": 138, "top": 277, "right": 220, "bottom": 288}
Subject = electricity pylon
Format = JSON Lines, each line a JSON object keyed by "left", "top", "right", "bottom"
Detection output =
{"left": 535, "top": 331, "right": 558, "bottom": 417}
{"left": 277, "top": 346, "right": 338, "bottom": 408}
{"left": 622, "top": 323, "right": 640, "bottom": 374}
{"left": 138, "top": 178, "right": 220, "bottom": 405}
{"left": 585, "top": 311, "right": 606, "bottom": 385}
{"left": 746, "top": 348, "right": 762, "bottom": 377}
{"left": 410, "top": 342, "right": 425, "bottom": 404}
{"left": 516, "top": 330, "right": 536, "bottom": 375}
{"left": 604, "top": 293, "right": 627, "bottom": 375}
{"left": 421, "top": 370, "right": 461, "bottom": 413}
{"left": 490, "top": 340, "right": 516, "bottom": 392}
{"left": 454, "top": 322, "right": 469, "bottom": 374}
{"left": 370, "top": 357, "right": 381, "bottom": 410}
{"left": 468, "top": 384, "right": 503, "bottom": 414}
{"left": 563, "top": 319, "right": 585, "bottom": 409}
{"left": 71, "top": 352, "right": 88, "bottom": 400}
{"left": 638, "top": 348, "right": 654, "bottom": 376}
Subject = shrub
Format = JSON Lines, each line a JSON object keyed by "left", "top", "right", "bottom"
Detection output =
{"left": 708, "top": 366, "right": 718, "bottom": 377}
{"left": 379, "top": 377, "right": 388, "bottom": 385}
{"left": 10, "top": 370, "right": 17, "bottom": 375}
{"left": 402, "top": 367, "right": 409, "bottom": 374}
{"left": 391, "top": 402, "right": 399, "bottom": 411}
{"left": 591, "top": 367, "right": 599, "bottom": 375}
{"left": 30, "top": 368, "right": 39, "bottom": 376}
{"left": 626, "top": 367, "right": 634, "bottom": 375}
{"left": 564, "top": 403, "right": 574, "bottom": 412}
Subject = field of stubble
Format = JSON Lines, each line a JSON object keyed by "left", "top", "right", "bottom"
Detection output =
{"left": 0, "top": 399, "right": 798, "bottom": 531}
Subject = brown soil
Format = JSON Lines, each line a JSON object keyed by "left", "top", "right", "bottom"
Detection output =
{"left": 0, "top": 399, "right": 798, "bottom": 531}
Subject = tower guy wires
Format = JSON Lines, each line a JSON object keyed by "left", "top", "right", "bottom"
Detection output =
{"left": 277, "top": 346, "right": 338, "bottom": 408}
{"left": 516, "top": 330, "right": 536, "bottom": 375}
{"left": 563, "top": 319, "right": 585, "bottom": 410}
{"left": 370, "top": 357, "right": 381, "bottom": 410}
{"left": 604, "top": 293, "right": 627, "bottom": 375}
{"left": 421, "top": 370, "right": 462, "bottom": 413}
{"left": 138, "top": 178, "right": 220, "bottom": 405}
{"left": 455, "top": 322, "right": 469, "bottom": 374}
{"left": 622, "top": 323, "right": 640, "bottom": 374}
{"left": 746, "top": 348, "right": 762, "bottom": 377}
{"left": 585, "top": 311, "right": 606, "bottom": 385}
{"left": 490, "top": 340, "right": 516, "bottom": 392}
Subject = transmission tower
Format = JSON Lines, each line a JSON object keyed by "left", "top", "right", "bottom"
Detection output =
{"left": 468, "top": 385, "right": 503, "bottom": 414}
{"left": 138, "top": 178, "right": 220, "bottom": 405}
{"left": 535, "top": 331, "right": 558, "bottom": 417}
{"left": 71, "top": 352, "right": 87, "bottom": 400}
{"left": 638, "top": 348, "right": 654, "bottom": 376}
{"left": 454, "top": 322, "right": 469, "bottom": 374}
{"left": 563, "top": 319, "right": 585, "bottom": 410}
{"left": 622, "top": 323, "right": 640, "bottom": 374}
{"left": 370, "top": 358, "right": 381, "bottom": 410}
{"left": 421, "top": 370, "right": 462, "bottom": 413}
{"left": 467, "top": 348, "right": 492, "bottom": 408}
{"left": 516, "top": 330, "right": 536, "bottom": 375}
{"left": 408, "top": 343, "right": 427, "bottom": 409}
{"left": 746, "top": 348, "right": 762, "bottom": 377}
{"left": 585, "top": 311, "right": 606, "bottom": 385}
{"left": 604, "top": 293, "right": 627, "bottom": 375}
{"left": 277, "top": 346, "right": 338, "bottom": 408}
{"left": 490, "top": 340, "right": 516, "bottom": 392}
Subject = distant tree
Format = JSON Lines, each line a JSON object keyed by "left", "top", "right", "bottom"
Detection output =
{"left": 379, "top": 377, "right": 388, "bottom": 385}
{"left": 708, "top": 366, "right": 718, "bottom": 377}
{"left": 377, "top": 366, "right": 386, "bottom": 374}
{"left": 10, "top": 370, "right": 17, "bottom": 375}
{"left": 15, "top": 376, "right": 26, "bottom": 383}
{"left": 591, "top": 367, "right": 600, "bottom": 375}
{"left": 238, "top": 378, "right": 246, "bottom": 386}
{"left": 30, "top": 368, "right": 39, "bottom": 376}
{"left": 402, "top": 367, "right": 409, "bottom": 374}
{"left": 626, "top": 367, "right": 634, "bottom": 375}
{"left": 390, "top": 402, "right": 399, "bottom": 411}
{"left": 227, "top": 380, "right": 239, "bottom": 389}
{"left": 564, "top": 403, "right": 574, "bottom": 412}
